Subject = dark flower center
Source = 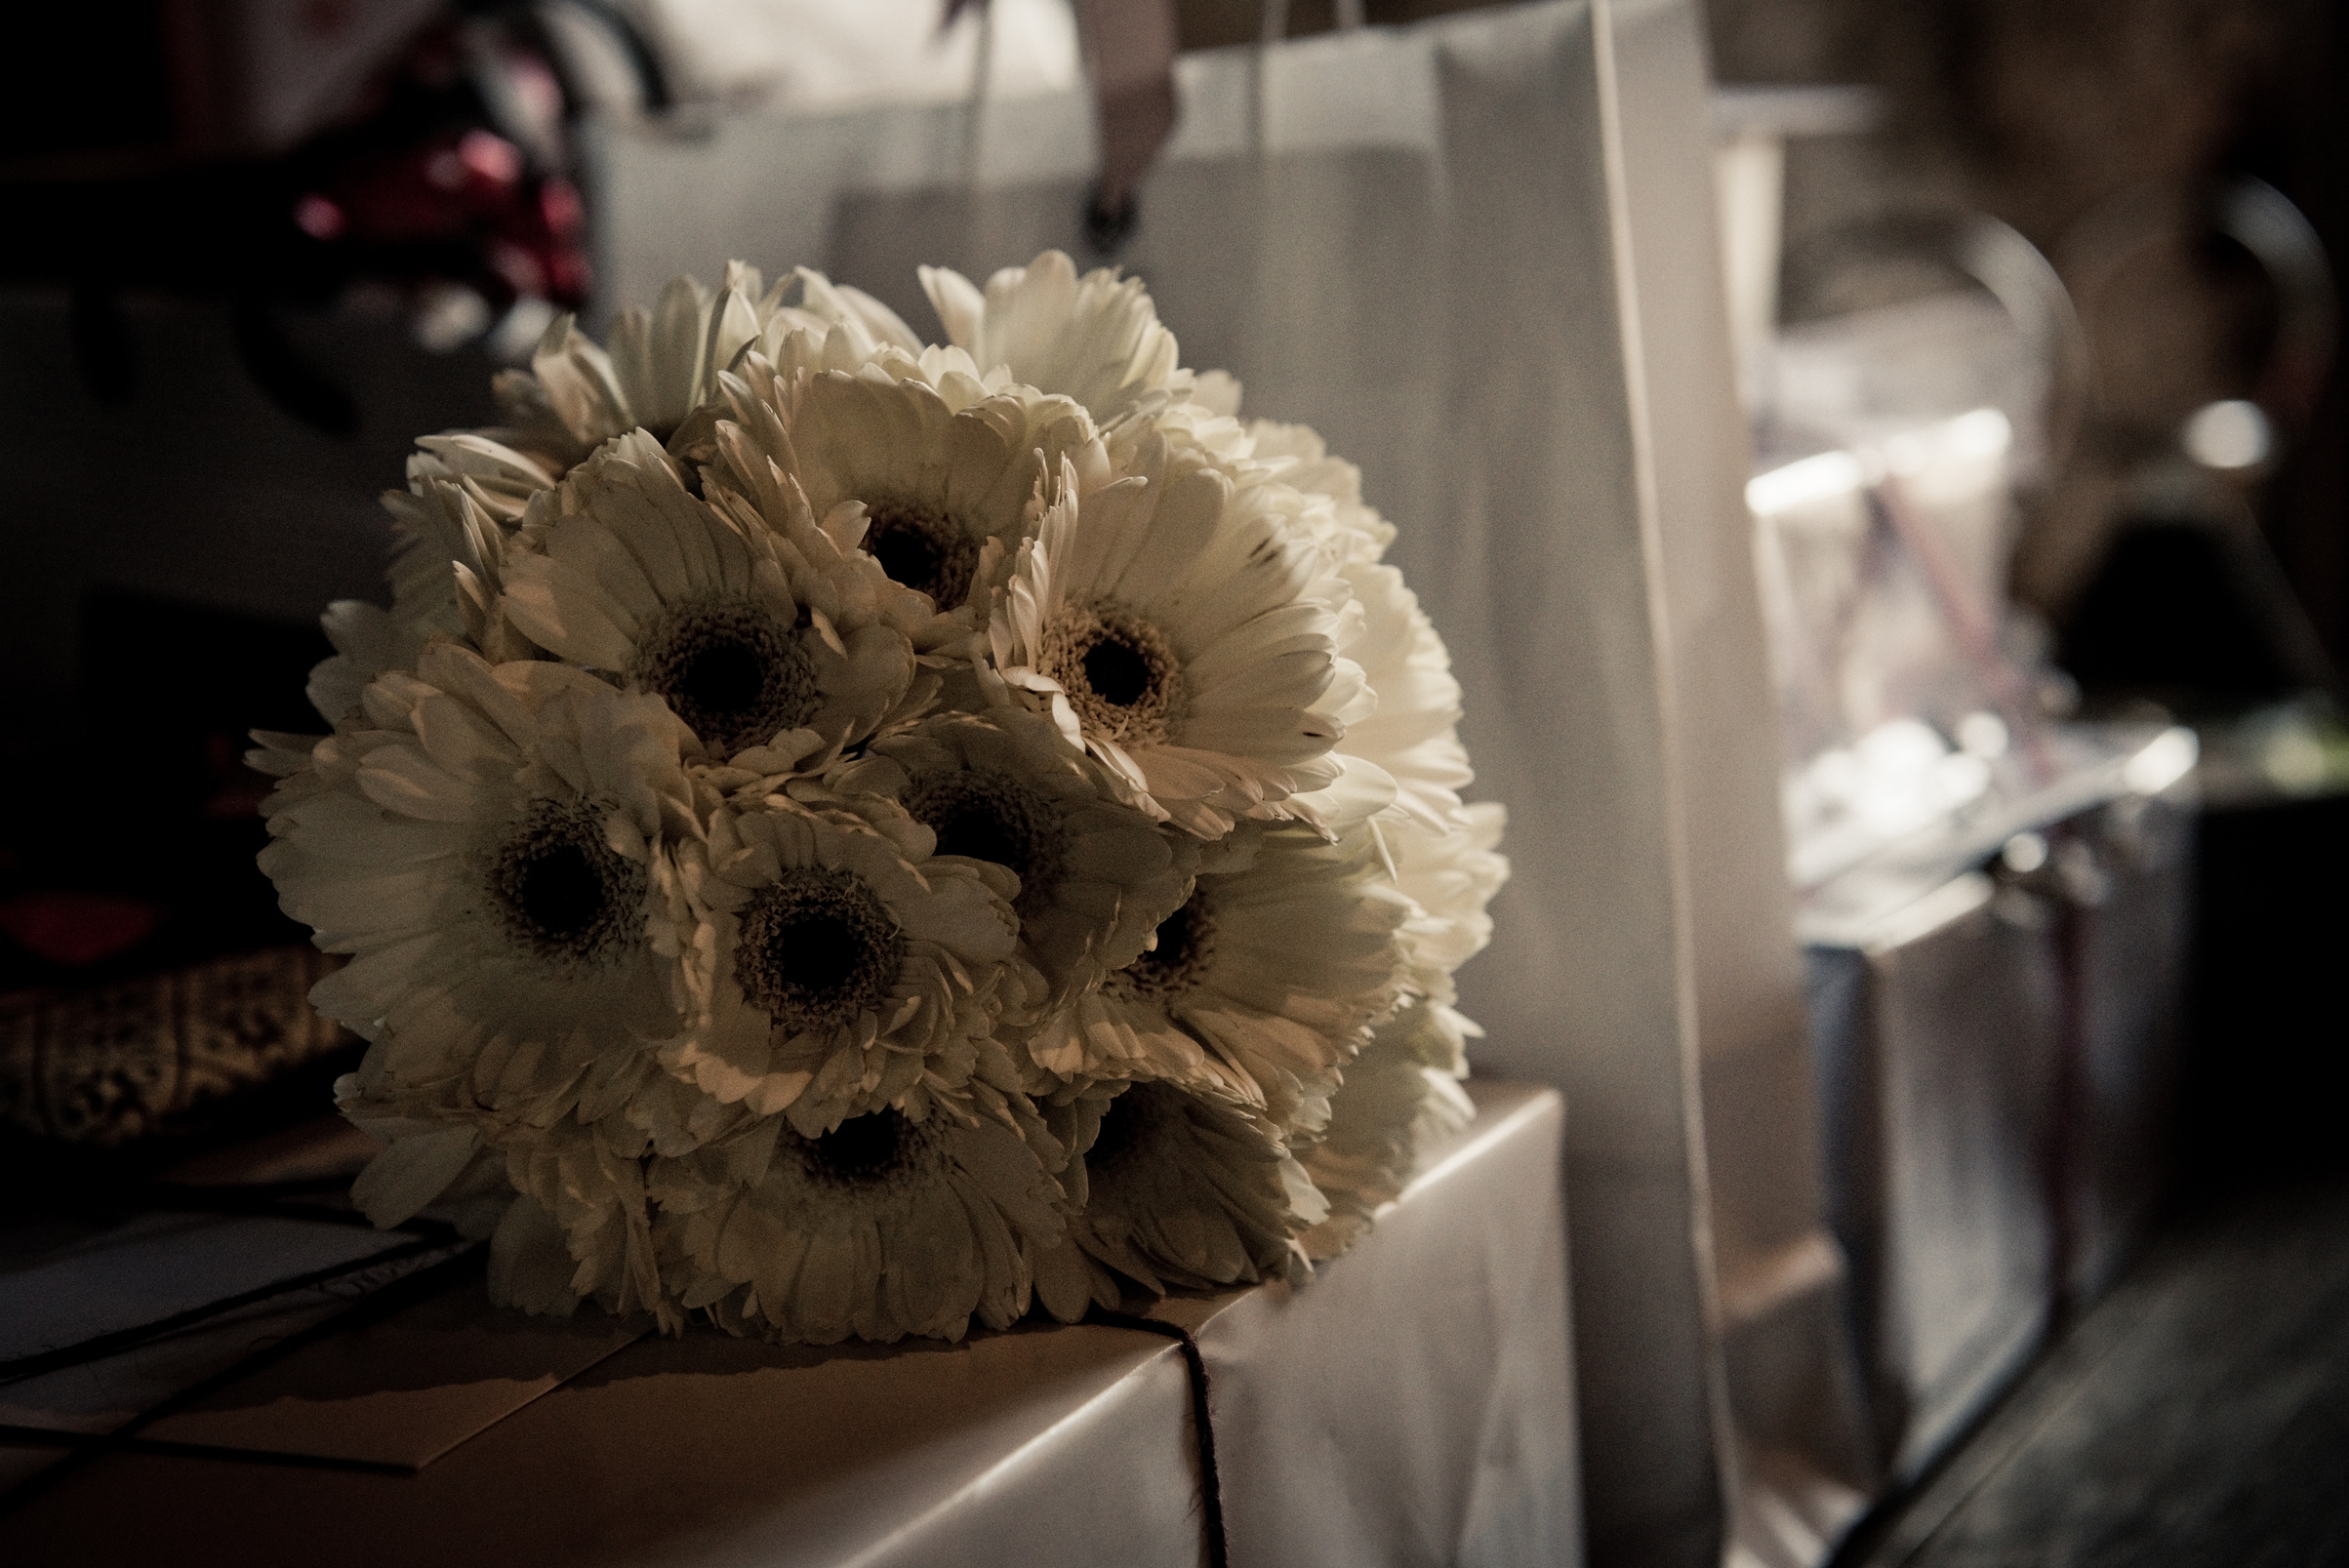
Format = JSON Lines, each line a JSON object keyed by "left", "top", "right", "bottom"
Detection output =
{"left": 903, "top": 766, "right": 1065, "bottom": 917}
{"left": 1083, "top": 638, "right": 1154, "bottom": 706}
{"left": 632, "top": 594, "right": 816, "bottom": 754}
{"left": 1043, "top": 602, "right": 1184, "bottom": 747}
{"left": 783, "top": 1108, "right": 937, "bottom": 1193}
{"left": 865, "top": 503, "right": 980, "bottom": 611}
{"left": 677, "top": 639, "right": 765, "bottom": 718}
{"left": 734, "top": 867, "right": 905, "bottom": 1033}
{"left": 1086, "top": 1081, "right": 1172, "bottom": 1179}
{"left": 484, "top": 797, "right": 646, "bottom": 966}
{"left": 1112, "top": 894, "right": 1213, "bottom": 1002}
{"left": 514, "top": 845, "right": 603, "bottom": 940}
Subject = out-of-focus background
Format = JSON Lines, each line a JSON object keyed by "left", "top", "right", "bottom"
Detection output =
{"left": 0, "top": 3, "right": 2342, "bottom": 1562}
{"left": 5, "top": 0, "right": 2342, "bottom": 835}
{"left": 5, "top": 0, "right": 2339, "bottom": 1147}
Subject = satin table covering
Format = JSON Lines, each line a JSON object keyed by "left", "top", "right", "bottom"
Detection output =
{"left": 0, "top": 1081, "right": 1572, "bottom": 1568}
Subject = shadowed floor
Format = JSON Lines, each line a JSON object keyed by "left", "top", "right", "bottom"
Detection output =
{"left": 1838, "top": 1177, "right": 2349, "bottom": 1567}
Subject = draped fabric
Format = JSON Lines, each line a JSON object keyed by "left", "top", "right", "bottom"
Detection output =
{"left": 0, "top": 1086, "right": 1573, "bottom": 1568}
{"left": 590, "top": 6, "right": 1874, "bottom": 1560}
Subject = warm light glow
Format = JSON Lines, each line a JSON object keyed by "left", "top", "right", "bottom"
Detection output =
{"left": 1747, "top": 450, "right": 1866, "bottom": 514}
{"left": 1747, "top": 407, "right": 2011, "bottom": 513}
{"left": 2001, "top": 831, "right": 2047, "bottom": 873}
{"left": 1946, "top": 408, "right": 2012, "bottom": 460}
{"left": 2181, "top": 399, "right": 2271, "bottom": 470}
{"left": 2122, "top": 727, "right": 2199, "bottom": 795}
{"left": 1957, "top": 710, "right": 2009, "bottom": 758}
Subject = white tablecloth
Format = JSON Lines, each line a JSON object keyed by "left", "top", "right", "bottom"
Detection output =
{"left": 0, "top": 1082, "right": 1572, "bottom": 1567}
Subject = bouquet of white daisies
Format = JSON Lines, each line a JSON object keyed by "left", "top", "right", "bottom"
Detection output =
{"left": 256, "top": 253, "right": 1507, "bottom": 1344}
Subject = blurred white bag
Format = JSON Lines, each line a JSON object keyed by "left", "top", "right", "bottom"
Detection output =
{"left": 591, "top": 4, "right": 1875, "bottom": 1562}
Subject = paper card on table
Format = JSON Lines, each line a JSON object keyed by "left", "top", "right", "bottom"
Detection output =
{"left": 141, "top": 1279, "right": 646, "bottom": 1470}
{"left": 0, "top": 1242, "right": 465, "bottom": 1436}
{"left": 0, "top": 1212, "right": 419, "bottom": 1365}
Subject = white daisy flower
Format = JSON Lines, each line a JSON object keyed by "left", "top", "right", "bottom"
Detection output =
{"left": 1029, "top": 824, "right": 1410, "bottom": 1134}
{"left": 654, "top": 1101, "right": 1066, "bottom": 1344}
{"left": 1387, "top": 802, "right": 1511, "bottom": 1003}
{"left": 491, "top": 1121, "right": 676, "bottom": 1322}
{"left": 1242, "top": 419, "right": 1397, "bottom": 562}
{"left": 358, "top": 266, "right": 911, "bottom": 645}
{"left": 1283, "top": 810, "right": 1505, "bottom": 1260}
{"left": 498, "top": 428, "right": 921, "bottom": 772}
{"left": 1295, "top": 997, "right": 1478, "bottom": 1262}
{"left": 333, "top": 262, "right": 931, "bottom": 730}
{"left": 828, "top": 708, "right": 1194, "bottom": 1011}
{"left": 701, "top": 354, "right": 1099, "bottom": 651}
{"left": 488, "top": 1064, "right": 829, "bottom": 1326}
{"left": 404, "top": 430, "right": 566, "bottom": 528}
{"left": 492, "top": 261, "right": 921, "bottom": 473}
{"left": 260, "top": 644, "right": 700, "bottom": 1129}
{"left": 307, "top": 475, "right": 524, "bottom": 728}
{"left": 363, "top": 1076, "right": 775, "bottom": 1333}
{"left": 1031, "top": 1078, "right": 1326, "bottom": 1318}
{"left": 668, "top": 792, "right": 1026, "bottom": 1137}
{"left": 986, "top": 440, "right": 1365, "bottom": 837}
{"left": 919, "top": 251, "right": 1191, "bottom": 428}
{"left": 1334, "top": 560, "right": 1475, "bottom": 831}
{"left": 1208, "top": 420, "right": 1468, "bottom": 831}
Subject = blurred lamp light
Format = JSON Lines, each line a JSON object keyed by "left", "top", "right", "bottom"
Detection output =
{"left": 1747, "top": 450, "right": 1865, "bottom": 514}
{"left": 293, "top": 193, "right": 345, "bottom": 240}
{"left": 2122, "top": 727, "right": 2199, "bottom": 795}
{"left": 1956, "top": 710, "right": 2009, "bottom": 758}
{"left": 2000, "top": 831, "right": 2047, "bottom": 874}
{"left": 486, "top": 296, "right": 561, "bottom": 365}
{"left": 1748, "top": 407, "right": 2009, "bottom": 512}
{"left": 2181, "top": 399, "right": 2272, "bottom": 470}
{"left": 1947, "top": 407, "right": 2012, "bottom": 459}
{"left": 2260, "top": 725, "right": 2329, "bottom": 793}
{"left": 414, "top": 283, "right": 492, "bottom": 353}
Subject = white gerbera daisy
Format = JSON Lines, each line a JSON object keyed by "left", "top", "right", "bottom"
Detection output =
{"left": 1335, "top": 560, "right": 1475, "bottom": 831}
{"left": 491, "top": 261, "right": 922, "bottom": 472}
{"left": 1295, "top": 997, "right": 1478, "bottom": 1262}
{"left": 344, "top": 1071, "right": 787, "bottom": 1334}
{"left": 1031, "top": 1078, "right": 1326, "bottom": 1318}
{"left": 1030, "top": 824, "right": 1410, "bottom": 1133}
{"left": 986, "top": 440, "right": 1364, "bottom": 837}
{"left": 306, "top": 474, "right": 523, "bottom": 728}
{"left": 919, "top": 251, "right": 1193, "bottom": 427}
{"left": 387, "top": 269, "right": 777, "bottom": 575}
{"left": 489, "top": 1118, "right": 675, "bottom": 1321}
{"left": 828, "top": 708, "right": 1193, "bottom": 1009}
{"left": 404, "top": 430, "right": 566, "bottom": 527}
{"left": 1216, "top": 423, "right": 1470, "bottom": 831}
{"left": 321, "top": 262, "right": 934, "bottom": 733}
{"left": 654, "top": 1101, "right": 1066, "bottom": 1344}
{"left": 498, "top": 429, "right": 920, "bottom": 771}
{"left": 260, "top": 644, "right": 699, "bottom": 1127}
{"left": 705, "top": 356, "right": 1098, "bottom": 650}
{"left": 1285, "top": 811, "right": 1504, "bottom": 1260}
{"left": 669, "top": 792, "right": 1025, "bottom": 1137}
{"left": 1242, "top": 419, "right": 1397, "bottom": 562}
{"left": 1388, "top": 802, "right": 1510, "bottom": 1002}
